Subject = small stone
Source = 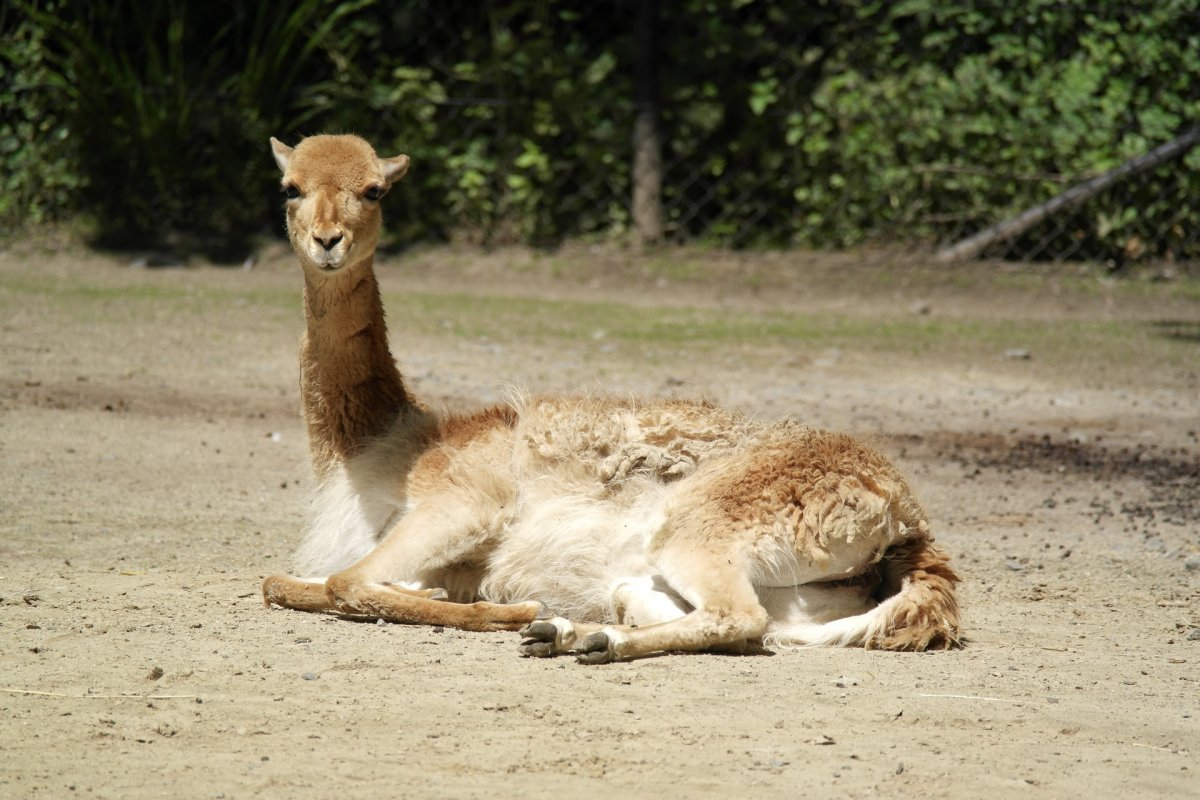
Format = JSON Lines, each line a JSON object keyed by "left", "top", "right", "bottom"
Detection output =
{"left": 1005, "top": 559, "right": 1025, "bottom": 571}
{"left": 896, "top": 762, "right": 905, "bottom": 775}
{"left": 146, "top": 666, "right": 164, "bottom": 681}
{"left": 1184, "top": 556, "right": 1200, "bottom": 572}
{"left": 1187, "top": 629, "right": 1200, "bottom": 641}
{"left": 301, "top": 671, "right": 319, "bottom": 681}
{"left": 1004, "top": 348, "right": 1031, "bottom": 360}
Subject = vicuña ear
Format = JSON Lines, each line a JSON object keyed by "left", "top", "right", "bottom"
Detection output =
{"left": 270, "top": 137, "right": 294, "bottom": 174}
{"left": 379, "top": 154, "right": 411, "bottom": 187}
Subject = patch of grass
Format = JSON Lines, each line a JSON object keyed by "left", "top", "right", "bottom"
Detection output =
{"left": 640, "top": 254, "right": 707, "bottom": 283}
{"left": 0, "top": 270, "right": 297, "bottom": 325}
{"left": 2, "top": 264, "right": 1193, "bottom": 387}
{"left": 386, "top": 290, "right": 1196, "bottom": 385}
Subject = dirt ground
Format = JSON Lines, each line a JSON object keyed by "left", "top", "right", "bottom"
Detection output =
{"left": 1, "top": 242, "right": 1197, "bottom": 799}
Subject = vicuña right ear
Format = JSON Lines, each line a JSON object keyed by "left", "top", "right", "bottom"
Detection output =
{"left": 270, "top": 137, "right": 294, "bottom": 174}
{"left": 379, "top": 154, "right": 411, "bottom": 187}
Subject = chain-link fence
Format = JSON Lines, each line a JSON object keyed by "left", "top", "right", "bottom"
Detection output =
{"left": 367, "top": 1, "right": 1200, "bottom": 265}
{"left": 6, "top": 1, "right": 1200, "bottom": 264}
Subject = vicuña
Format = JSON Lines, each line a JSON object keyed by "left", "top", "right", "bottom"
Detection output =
{"left": 261, "top": 134, "right": 961, "bottom": 663}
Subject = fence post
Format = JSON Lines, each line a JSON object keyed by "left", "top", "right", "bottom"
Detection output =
{"left": 633, "top": 0, "right": 664, "bottom": 246}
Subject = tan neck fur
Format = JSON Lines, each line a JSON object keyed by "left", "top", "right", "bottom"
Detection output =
{"left": 300, "top": 258, "right": 414, "bottom": 479}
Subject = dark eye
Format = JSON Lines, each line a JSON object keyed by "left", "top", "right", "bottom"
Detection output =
{"left": 363, "top": 186, "right": 384, "bottom": 201}
{"left": 283, "top": 184, "right": 301, "bottom": 200}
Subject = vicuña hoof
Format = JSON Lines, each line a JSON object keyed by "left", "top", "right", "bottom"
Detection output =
{"left": 519, "top": 620, "right": 559, "bottom": 658}
{"left": 575, "top": 631, "right": 615, "bottom": 665}
{"left": 518, "top": 617, "right": 575, "bottom": 657}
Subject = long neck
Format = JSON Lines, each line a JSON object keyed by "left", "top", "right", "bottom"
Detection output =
{"left": 299, "top": 259, "right": 414, "bottom": 479}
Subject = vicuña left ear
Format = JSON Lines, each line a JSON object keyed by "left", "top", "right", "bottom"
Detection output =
{"left": 379, "top": 154, "right": 411, "bottom": 187}
{"left": 270, "top": 137, "right": 294, "bottom": 174}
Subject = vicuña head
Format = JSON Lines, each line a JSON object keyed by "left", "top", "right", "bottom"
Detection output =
{"left": 270, "top": 134, "right": 410, "bottom": 274}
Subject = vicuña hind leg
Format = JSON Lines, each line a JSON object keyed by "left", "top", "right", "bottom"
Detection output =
{"left": 522, "top": 546, "right": 767, "bottom": 663}
{"left": 520, "top": 575, "right": 690, "bottom": 657}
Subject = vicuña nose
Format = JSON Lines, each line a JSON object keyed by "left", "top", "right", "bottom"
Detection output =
{"left": 314, "top": 233, "right": 343, "bottom": 251}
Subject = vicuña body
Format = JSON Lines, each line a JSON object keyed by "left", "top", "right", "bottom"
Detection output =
{"left": 261, "top": 134, "right": 961, "bottom": 663}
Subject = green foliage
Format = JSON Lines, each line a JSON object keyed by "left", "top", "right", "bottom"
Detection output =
{"left": 2, "top": 0, "right": 1199, "bottom": 260}
{"left": 654, "top": 0, "right": 1200, "bottom": 257}
{"left": 0, "top": 6, "right": 80, "bottom": 228}
{"left": 4, "top": 0, "right": 369, "bottom": 255}
{"left": 304, "top": 1, "right": 632, "bottom": 245}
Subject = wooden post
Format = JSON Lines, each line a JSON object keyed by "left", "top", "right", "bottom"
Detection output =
{"left": 632, "top": 0, "right": 664, "bottom": 246}
{"left": 935, "top": 127, "right": 1200, "bottom": 262}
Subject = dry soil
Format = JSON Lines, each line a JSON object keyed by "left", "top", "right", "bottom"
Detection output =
{"left": 1, "top": 244, "right": 1197, "bottom": 798}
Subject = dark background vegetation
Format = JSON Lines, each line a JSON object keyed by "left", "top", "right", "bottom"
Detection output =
{"left": 3, "top": 0, "right": 1199, "bottom": 262}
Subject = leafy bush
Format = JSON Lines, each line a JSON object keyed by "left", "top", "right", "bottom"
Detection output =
{"left": 782, "top": 0, "right": 1200, "bottom": 258}
{"left": 3, "top": 0, "right": 1199, "bottom": 261}
{"left": 0, "top": 6, "right": 80, "bottom": 229}
{"left": 5, "top": 0, "right": 369, "bottom": 255}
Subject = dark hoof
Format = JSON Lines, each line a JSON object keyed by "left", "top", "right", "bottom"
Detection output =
{"left": 575, "top": 631, "right": 614, "bottom": 664}
{"left": 519, "top": 640, "right": 557, "bottom": 658}
{"left": 519, "top": 620, "right": 559, "bottom": 642}
{"left": 519, "top": 619, "right": 564, "bottom": 658}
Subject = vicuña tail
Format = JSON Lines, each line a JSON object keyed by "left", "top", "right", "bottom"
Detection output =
{"left": 766, "top": 535, "right": 961, "bottom": 651}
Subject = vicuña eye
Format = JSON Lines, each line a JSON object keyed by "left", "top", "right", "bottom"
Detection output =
{"left": 363, "top": 186, "right": 384, "bottom": 201}
{"left": 283, "top": 184, "right": 301, "bottom": 200}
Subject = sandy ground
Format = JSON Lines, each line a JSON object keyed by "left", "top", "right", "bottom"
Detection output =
{"left": 1, "top": 244, "right": 1197, "bottom": 798}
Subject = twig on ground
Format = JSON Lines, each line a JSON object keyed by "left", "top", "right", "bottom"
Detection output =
{"left": 1, "top": 687, "right": 196, "bottom": 700}
{"left": 916, "top": 693, "right": 1021, "bottom": 703}
{"left": 1127, "top": 743, "right": 1180, "bottom": 754}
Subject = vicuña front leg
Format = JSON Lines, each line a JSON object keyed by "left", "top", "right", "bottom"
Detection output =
{"left": 322, "top": 572, "right": 543, "bottom": 632}
{"left": 262, "top": 575, "right": 446, "bottom": 612}
{"left": 264, "top": 569, "right": 544, "bottom": 632}
{"left": 266, "top": 492, "right": 545, "bottom": 632}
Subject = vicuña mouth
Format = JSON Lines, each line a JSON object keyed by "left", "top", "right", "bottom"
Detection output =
{"left": 310, "top": 250, "right": 348, "bottom": 272}
{"left": 312, "top": 242, "right": 352, "bottom": 272}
